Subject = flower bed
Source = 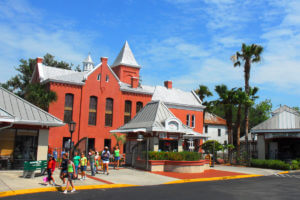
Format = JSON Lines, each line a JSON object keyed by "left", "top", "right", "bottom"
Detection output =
{"left": 148, "top": 151, "right": 202, "bottom": 161}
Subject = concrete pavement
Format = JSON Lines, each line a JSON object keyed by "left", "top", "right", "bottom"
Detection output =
{"left": 213, "top": 165, "right": 281, "bottom": 175}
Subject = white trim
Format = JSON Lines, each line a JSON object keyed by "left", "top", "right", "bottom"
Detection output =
{"left": 164, "top": 103, "right": 205, "bottom": 111}
{"left": 252, "top": 129, "right": 300, "bottom": 133}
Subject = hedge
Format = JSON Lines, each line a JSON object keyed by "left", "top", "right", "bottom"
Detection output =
{"left": 250, "top": 159, "right": 290, "bottom": 170}
{"left": 148, "top": 151, "right": 202, "bottom": 161}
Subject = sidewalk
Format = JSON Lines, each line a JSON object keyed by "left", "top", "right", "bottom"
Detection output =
{"left": 0, "top": 165, "right": 283, "bottom": 197}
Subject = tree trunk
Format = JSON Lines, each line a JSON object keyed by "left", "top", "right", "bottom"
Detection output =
{"left": 236, "top": 104, "right": 242, "bottom": 164}
{"left": 244, "top": 59, "right": 251, "bottom": 166}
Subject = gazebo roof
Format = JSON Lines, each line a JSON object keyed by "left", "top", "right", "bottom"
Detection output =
{"left": 110, "top": 101, "right": 207, "bottom": 138}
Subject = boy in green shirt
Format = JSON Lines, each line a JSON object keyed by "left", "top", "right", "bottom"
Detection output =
{"left": 79, "top": 153, "right": 87, "bottom": 180}
{"left": 73, "top": 152, "right": 80, "bottom": 178}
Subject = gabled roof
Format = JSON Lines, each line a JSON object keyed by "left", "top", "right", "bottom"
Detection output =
{"left": 111, "top": 101, "right": 204, "bottom": 137}
{"left": 251, "top": 105, "right": 300, "bottom": 133}
{"left": 204, "top": 112, "right": 226, "bottom": 125}
{"left": 37, "top": 63, "right": 88, "bottom": 85}
{"left": 111, "top": 41, "right": 141, "bottom": 68}
{"left": 0, "top": 87, "right": 64, "bottom": 127}
{"left": 151, "top": 86, "right": 204, "bottom": 110}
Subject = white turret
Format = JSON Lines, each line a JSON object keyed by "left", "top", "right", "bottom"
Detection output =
{"left": 83, "top": 53, "right": 94, "bottom": 71}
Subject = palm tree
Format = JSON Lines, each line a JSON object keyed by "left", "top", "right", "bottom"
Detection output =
{"left": 215, "top": 85, "right": 236, "bottom": 162}
{"left": 111, "top": 133, "right": 126, "bottom": 147}
{"left": 195, "top": 85, "right": 213, "bottom": 102}
{"left": 232, "top": 43, "right": 263, "bottom": 164}
{"left": 195, "top": 85, "right": 213, "bottom": 128}
{"left": 233, "top": 87, "right": 258, "bottom": 162}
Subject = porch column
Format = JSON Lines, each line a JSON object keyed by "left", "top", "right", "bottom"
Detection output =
{"left": 37, "top": 129, "right": 49, "bottom": 161}
{"left": 178, "top": 139, "right": 183, "bottom": 152}
{"left": 257, "top": 134, "right": 265, "bottom": 160}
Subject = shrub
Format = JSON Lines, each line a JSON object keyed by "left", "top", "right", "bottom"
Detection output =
{"left": 250, "top": 159, "right": 290, "bottom": 170}
{"left": 148, "top": 151, "right": 202, "bottom": 161}
{"left": 291, "top": 160, "right": 299, "bottom": 170}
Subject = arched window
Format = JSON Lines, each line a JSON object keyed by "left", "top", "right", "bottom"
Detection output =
{"left": 136, "top": 101, "right": 143, "bottom": 113}
{"left": 88, "top": 96, "right": 97, "bottom": 125}
{"left": 105, "top": 98, "right": 113, "bottom": 127}
{"left": 124, "top": 100, "right": 132, "bottom": 124}
{"left": 64, "top": 93, "right": 74, "bottom": 123}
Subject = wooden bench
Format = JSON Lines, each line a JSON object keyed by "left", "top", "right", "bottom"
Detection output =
{"left": 23, "top": 160, "right": 47, "bottom": 178}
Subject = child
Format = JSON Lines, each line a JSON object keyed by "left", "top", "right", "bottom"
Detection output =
{"left": 79, "top": 153, "right": 87, "bottom": 180}
{"left": 46, "top": 156, "right": 56, "bottom": 186}
{"left": 64, "top": 158, "right": 76, "bottom": 194}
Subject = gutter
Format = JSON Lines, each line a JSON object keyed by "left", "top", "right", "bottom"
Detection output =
{"left": 0, "top": 123, "right": 13, "bottom": 132}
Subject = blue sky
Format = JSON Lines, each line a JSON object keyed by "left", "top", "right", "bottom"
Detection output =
{"left": 0, "top": 0, "right": 299, "bottom": 108}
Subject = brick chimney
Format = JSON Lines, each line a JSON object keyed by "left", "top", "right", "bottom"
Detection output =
{"left": 164, "top": 80, "right": 172, "bottom": 89}
{"left": 101, "top": 57, "right": 108, "bottom": 65}
{"left": 36, "top": 57, "right": 43, "bottom": 64}
{"left": 131, "top": 77, "right": 139, "bottom": 88}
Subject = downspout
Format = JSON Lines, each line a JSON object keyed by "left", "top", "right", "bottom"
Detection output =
{"left": 0, "top": 123, "right": 13, "bottom": 132}
{"left": 77, "top": 85, "right": 83, "bottom": 143}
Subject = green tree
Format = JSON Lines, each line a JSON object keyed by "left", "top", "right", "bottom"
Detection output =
{"left": 111, "top": 133, "right": 126, "bottom": 147}
{"left": 201, "top": 140, "right": 223, "bottom": 155}
{"left": 249, "top": 99, "right": 272, "bottom": 129}
{"left": 232, "top": 43, "right": 263, "bottom": 164}
{"left": 1, "top": 53, "right": 75, "bottom": 110}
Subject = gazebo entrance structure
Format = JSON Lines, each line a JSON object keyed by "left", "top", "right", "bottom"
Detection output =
{"left": 111, "top": 101, "right": 207, "bottom": 170}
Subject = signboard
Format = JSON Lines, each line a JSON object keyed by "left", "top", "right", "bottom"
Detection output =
{"left": 159, "top": 133, "right": 179, "bottom": 140}
{"left": 265, "top": 132, "right": 300, "bottom": 139}
{"left": 159, "top": 133, "right": 167, "bottom": 139}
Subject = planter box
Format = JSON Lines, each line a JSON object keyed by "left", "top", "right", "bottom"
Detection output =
{"left": 147, "top": 160, "right": 210, "bottom": 173}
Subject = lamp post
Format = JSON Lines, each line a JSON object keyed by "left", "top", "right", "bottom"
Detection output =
{"left": 68, "top": 121, "right": 76, "bottom": 158}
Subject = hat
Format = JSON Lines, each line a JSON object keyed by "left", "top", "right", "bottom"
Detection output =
{"left": 104, "top": 146, "right": 108, "bottom": 149}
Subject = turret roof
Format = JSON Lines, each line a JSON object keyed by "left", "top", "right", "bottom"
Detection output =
{"left": 111, "top": 41, "right": 141, "bottom": 68}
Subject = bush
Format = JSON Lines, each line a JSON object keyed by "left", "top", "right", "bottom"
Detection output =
{"left": 148, "top": 151, "right": 202, "bottom": 161}
{"left": 291, "top": 160, "right": 299, "bottom": 170}
{"left": 250, "top": 159, "right": 290, "bottom": 170}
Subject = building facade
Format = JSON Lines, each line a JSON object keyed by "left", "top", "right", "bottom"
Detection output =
{"left": 0, "top": 87, "right": 64, "bottom": 169}
{"left": 251, "top": 105, "right": 300, "bottom": 160}
{"left": 31, "top": 41, "right": 205, "bottom": 153}
{"left": 203, "top": 112, "right": 228, "bottom": 145}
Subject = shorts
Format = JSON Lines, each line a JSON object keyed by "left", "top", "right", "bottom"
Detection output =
{"left": 103, "top": 160, "right": 109, "bottom": 164}
{"left": 60, "top": 169, "right": 68, "bottom": 178}
{"left": 67, "top": 173, "right": 74, "bottom": 181}
{"left": 81, "top": 166, "right": 87, "bottom": 171}
{"left": 114, "top": 157, "right": 120, "bottom": 161}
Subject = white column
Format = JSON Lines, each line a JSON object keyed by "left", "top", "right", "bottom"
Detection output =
{"left": 37, "top": 129, "right": 49, "bottom": 161}
{"left": 153, "top": 137, "right": 159, "bottom": 151}
{"left": 257, "top": 134, "right": 265, "bottom": 160}
{"left": 178, "top": 139, "right": 183, "bottom": 152}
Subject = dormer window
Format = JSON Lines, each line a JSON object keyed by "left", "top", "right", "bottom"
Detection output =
{"left": 97, "top": 74, "right": 101, "bottom": 81}
{"left": 106, "top": 75, "right": 109, "bottom": 82}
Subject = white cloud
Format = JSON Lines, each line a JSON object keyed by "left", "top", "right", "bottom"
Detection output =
{"left": 0, "top": 0, "right": 97, "bottom": 82}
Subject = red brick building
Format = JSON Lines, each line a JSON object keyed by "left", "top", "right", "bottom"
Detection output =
{"left": 31, "top": 41, "right": 205, "bottom": 153}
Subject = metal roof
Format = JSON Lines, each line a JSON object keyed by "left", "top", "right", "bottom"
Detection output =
{"left": 251, "top": 105, "right": 300, "bottom": 133}
{"left": 111, "top": 101, "right": 206, "bottom": 138}
{"left": 0, "top": 87, "right": 64, "bottom": 127}
{"left": 151, "top": 86, "right": 205, "bottom": 110}
{"left": 204, "top": 112, "right": 226, "bottom": 125}
{"left": 111, "top": 41, "right": 141, "bottom": 68}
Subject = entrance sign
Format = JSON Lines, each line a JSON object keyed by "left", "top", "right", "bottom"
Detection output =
{"left": 265, "top": 132, "right": 300, "bottom": 139}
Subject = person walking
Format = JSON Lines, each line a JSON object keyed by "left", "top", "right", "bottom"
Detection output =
{"left": 73, "top": 151, "right": 80, "bottom": 178}
{"left": 79, "top": 152, "right": 87, "bottom": 180}
{"left": 95, "top": 151, "right": 100, "bottom": 174}
{"left": 89, "top": 150, "right": 96, "bottom": 176}
{"left": 101, "top": 146, "right": 110, "bottom": 175}
{"left": 63, "top": 158, "right": 76, "bottom": 194}
{"left": 46, "top": 156, "right": 56, "bottom": 186}
{"left": 113, "top": 146, "right": 120, "bottom": 170}
{"left": 60, "top": 153, "right": 68, "bottom": 185}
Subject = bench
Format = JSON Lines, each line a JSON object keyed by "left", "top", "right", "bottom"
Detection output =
{"left": 23, "top": 160, "right": 47, "bottom": 178}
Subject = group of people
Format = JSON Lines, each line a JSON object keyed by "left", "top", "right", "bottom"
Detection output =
{"left": 46, "top": 146, "right": 121, "bottom": 194}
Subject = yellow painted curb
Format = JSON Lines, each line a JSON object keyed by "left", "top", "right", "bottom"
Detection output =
{"left": 0, "top": 184, "right": 138, "bottom": 198}
{"left": 278, "top": 171, "right": 289, "bottom": 174}
{"left": 164, "top": 174, "right": 263, "bottom": 185}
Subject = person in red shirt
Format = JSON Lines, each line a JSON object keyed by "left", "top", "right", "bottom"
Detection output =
{"left": 47, "top": 156, "right": 56, "bottom": 186}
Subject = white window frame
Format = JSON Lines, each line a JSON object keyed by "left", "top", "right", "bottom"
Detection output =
{"left": 186, "top": 114, "right": 190, "bottom": 126}
{"left": 97, "top": 74, "right": 101, "bottom": 81}
{"left": 106, "top": 75, "right": 109, "bottom": 82}
{"left": 191, "top": 115, "right": 195, "bottom": 128}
